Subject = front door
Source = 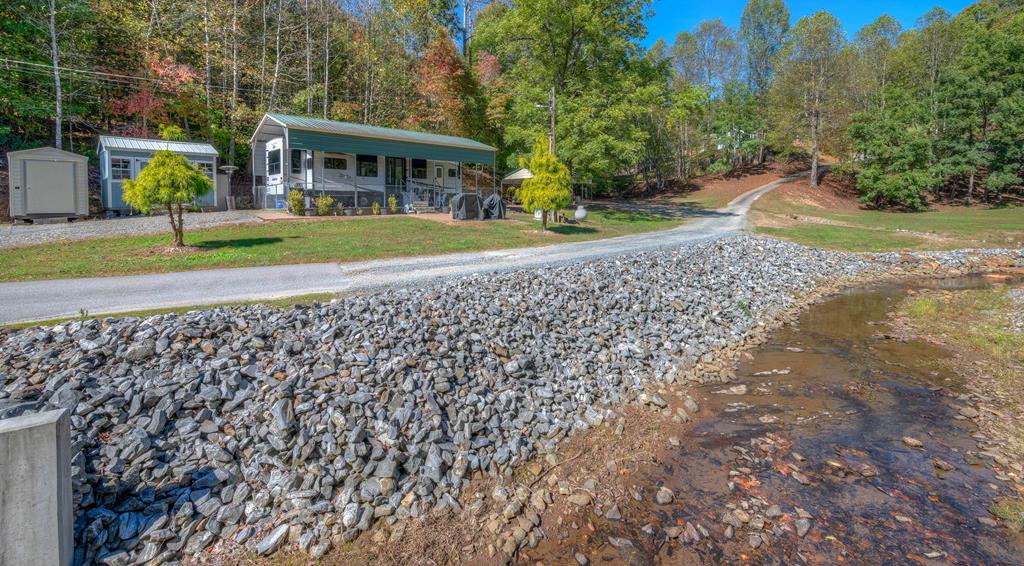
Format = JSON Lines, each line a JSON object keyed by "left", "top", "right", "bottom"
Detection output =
{"left": 385, "top": 157, "right": 406, "bottom": 189}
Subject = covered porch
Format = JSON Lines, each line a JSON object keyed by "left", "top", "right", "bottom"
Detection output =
{"left": 249, "top": 113, "right": 498, "bottom": 212}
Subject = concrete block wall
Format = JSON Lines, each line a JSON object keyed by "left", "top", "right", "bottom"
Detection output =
{"left": 0, "top": 409, "right": 73, "bottom": 566}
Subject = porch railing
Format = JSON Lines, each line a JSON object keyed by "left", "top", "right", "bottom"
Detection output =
{"left": 405, "top": 179, "right": 460, "bottom": 209}
{"left": 255, "top": 181, "right": 405, "bottom": 210}
{"left": 253, "top": 179, "right": 492, "bottom": 212}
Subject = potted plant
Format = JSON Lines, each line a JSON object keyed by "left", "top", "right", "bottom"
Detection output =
{"left": 372, "top": 201, "right": 381, "bottom": 216}
{"left": 388, "top": 194, "right": 399, "bottom": 214}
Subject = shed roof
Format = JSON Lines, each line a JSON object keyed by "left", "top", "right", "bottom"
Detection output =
{"left": 6, "top": 146, "right": 87, "bottom": 161}
{"left": 260, "top": 113, "right": 496, "bottom": 153}
{"left": 502, "top": 168, "right": 534, "bottom": 182}
{"left": 98, "top": 136, "right": 218, "bottom": 156}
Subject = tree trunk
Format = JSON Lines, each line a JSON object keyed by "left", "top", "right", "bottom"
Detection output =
{"left": 48, "top": 0, "right": 62, "bottom": 149}
{"left": 268, "top": 0, "right": 282, "bottom": 111}
{"left": 967, "top": 170, "right": 975, "bottom": 205}
{"left": 166, "top": 203, "right": 180, "bottom": 247}
{"left": 541, "top": 209, "right": 547, "bottom": 231}
{"left": 322, "top": 0, "right": 330, "bottom": 118}
{"left": 809, "top": 112, "right": 820, "bottom": 188}
{"left": 230, "top": 0, "right": 238, "bottom": 164}
{"left": 260, "top": 0, "right": 267, "bottom": 106}
{"left": 175, "top": 204, "right": 185, "bottom": 247}
{"left": 304, "top": 0, "right": 312, "bottom": 113}
{"left": 203, "top": 0, "right": 211, "bottom": 112}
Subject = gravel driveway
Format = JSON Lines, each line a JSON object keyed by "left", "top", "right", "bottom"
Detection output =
{"left": 0, "top": 211, "right": 261, "bottom": 249}
{"left": 0, "top": 173, "right": 802, "bottom": 324}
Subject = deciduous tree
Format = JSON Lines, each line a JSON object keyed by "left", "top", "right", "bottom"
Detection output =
{"left": 771, "top": 10, "right": 846, "bottom": 187}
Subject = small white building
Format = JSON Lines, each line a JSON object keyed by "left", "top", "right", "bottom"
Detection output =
{"left": 249, "top": 113, "right": 497, "bottom": 210}
{"left": 97, "top": 136, "right": 223, "bottom": 213}
{"left": 6, "top": 147, "right": 90, "bottom": 220}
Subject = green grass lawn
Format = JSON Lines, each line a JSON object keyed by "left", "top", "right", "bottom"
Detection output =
{"left": 755, "top": 191, "right": 1024, "bottom": 252}
{"left": 755, "top": 225, "right": 933, "bottom": 252}
{"left": 0, "top": 210, "right": 680, "bottom": 282}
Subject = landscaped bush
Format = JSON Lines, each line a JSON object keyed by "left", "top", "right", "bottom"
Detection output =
{"left": 707, "top": 159, "right": 732, "bottom": 174}
{"left": 388, "top": 194, "right": 399, "bottom": 214}
{"left": 288, "top": 190, "right": 305, "bottom": 215}
{"left": 316, "top": 195, "right": 335, "bottom": 215}
{"left": 372, "top": 201, "right": 381, "bottom": 215}
{"left": 829, "top": 160, "right": 860, "bottom": 182}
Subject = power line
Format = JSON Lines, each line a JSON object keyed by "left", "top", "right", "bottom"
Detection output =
{"left": 0, "top": 57, "right": 268, "bottom": 95}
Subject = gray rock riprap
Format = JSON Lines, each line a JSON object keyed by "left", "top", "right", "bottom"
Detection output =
{"left": 1, "top": 235, "right": 1021, "bottom": 564}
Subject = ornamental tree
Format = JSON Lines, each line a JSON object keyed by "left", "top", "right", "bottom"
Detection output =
{"left": 122, "top": 149, "right": 212, "bottom": 247}
{"left": 519, "top": 136, "right": 572, "bottom": 231}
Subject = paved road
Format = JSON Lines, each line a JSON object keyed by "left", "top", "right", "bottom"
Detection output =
{"left": 0, "top": 173, "right": 803, "bottom": 324}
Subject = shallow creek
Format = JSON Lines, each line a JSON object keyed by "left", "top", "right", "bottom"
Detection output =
{"left": 529, "top": 275, "right": 1024, "bottom": 565}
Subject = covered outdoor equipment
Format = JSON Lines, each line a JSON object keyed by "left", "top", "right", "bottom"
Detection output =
{"left": 451, "top": 193, "right": 483, "bottom": 220}
{"left": 482, "top": 193, "right": 506, "bottom": 219}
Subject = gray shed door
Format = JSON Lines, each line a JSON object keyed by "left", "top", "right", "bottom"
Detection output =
{"left": 26, "top": 159, "right": 75, "bottom": 214}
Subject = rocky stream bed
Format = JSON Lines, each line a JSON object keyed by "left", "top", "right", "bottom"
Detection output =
{"left": 0, "top": 235, "right": 1021, "bottom": 565}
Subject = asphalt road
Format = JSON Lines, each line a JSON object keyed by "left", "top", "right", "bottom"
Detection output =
{"left": 0, "top": 173, "right": 803, "bottom": 325}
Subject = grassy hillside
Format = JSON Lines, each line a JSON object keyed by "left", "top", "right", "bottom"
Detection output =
{"left": 752, "top": 178, "right": 1024, "bottom": 252}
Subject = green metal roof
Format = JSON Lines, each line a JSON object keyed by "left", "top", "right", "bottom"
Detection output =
{"left": 265, "top": 113, "right": 496, "bottom": 153}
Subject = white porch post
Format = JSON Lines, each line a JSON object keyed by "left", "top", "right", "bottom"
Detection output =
{"left": 250, "top": 143, "right": 257, "bottom": 208}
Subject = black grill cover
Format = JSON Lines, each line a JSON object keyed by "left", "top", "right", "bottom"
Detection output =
{"left": 482, "top": 193, "right": 506, "bottom": 219}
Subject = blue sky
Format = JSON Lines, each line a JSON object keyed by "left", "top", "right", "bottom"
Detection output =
{"left": 642, "top": 0, "right": 976, "bottom": 47}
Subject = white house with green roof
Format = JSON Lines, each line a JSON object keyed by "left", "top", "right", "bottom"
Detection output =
{"left": 249, "top": 113, "right": 497, "bottom": 211}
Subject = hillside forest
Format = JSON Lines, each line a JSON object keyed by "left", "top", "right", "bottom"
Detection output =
{"left": 1, "top": 0, "right": 1023, "bottom": 209}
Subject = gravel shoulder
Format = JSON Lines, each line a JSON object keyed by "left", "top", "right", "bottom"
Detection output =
{"left": 0, "top": 211, "right": 262, "bottom": 249}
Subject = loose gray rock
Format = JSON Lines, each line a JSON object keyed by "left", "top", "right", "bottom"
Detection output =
{"left": 0, "top": 236, "right": 1017, "bottom": 563}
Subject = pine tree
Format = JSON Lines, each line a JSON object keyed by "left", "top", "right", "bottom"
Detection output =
{"left": 519, "top": 136, "right": 572, "bottom": 231}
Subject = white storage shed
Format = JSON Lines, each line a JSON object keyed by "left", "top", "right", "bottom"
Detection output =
{"left": 6, "top": 147, "right": 90, "bottom": 220}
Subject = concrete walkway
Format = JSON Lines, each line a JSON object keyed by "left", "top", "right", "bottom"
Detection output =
{"left": 0, "top": 173, "right": 803, "bottom": 325}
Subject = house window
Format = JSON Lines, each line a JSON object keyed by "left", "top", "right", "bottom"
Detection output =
{"left": 448, "top": 168, "right": 457, "bottom": 178}
{"left": 411, "top": 158, "right": 427, "bottom": 179}
{"left": 194, "top": 162, "right": 214, "bottom": 176}
{"left": 324, "top": 157, "right": 347, "bottom": 170}
{"left": 356, "top": 154, "right": 378, "bottom": 177}
{"left": 435, "top": 166, "right": 443, "bottom": 179}
{"left": 267, "top": 149, "right": 281, "bottom": 175}
{"left": 291, "top": 149, "right": 303, "bottom": 174}
{"left": 110, "top": 158, "right": 132, "bottom": 180}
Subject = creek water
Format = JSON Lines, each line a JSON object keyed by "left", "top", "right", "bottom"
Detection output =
{"left": 529, "top": 275, "right": 1024, "bottom": 565}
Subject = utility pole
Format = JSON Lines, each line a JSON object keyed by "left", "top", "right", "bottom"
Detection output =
{"left": 535, "top": 86, "right": 556, "bottom": 155}
{"left": 547, "top": 86, "right": 556, "bottom": 155}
